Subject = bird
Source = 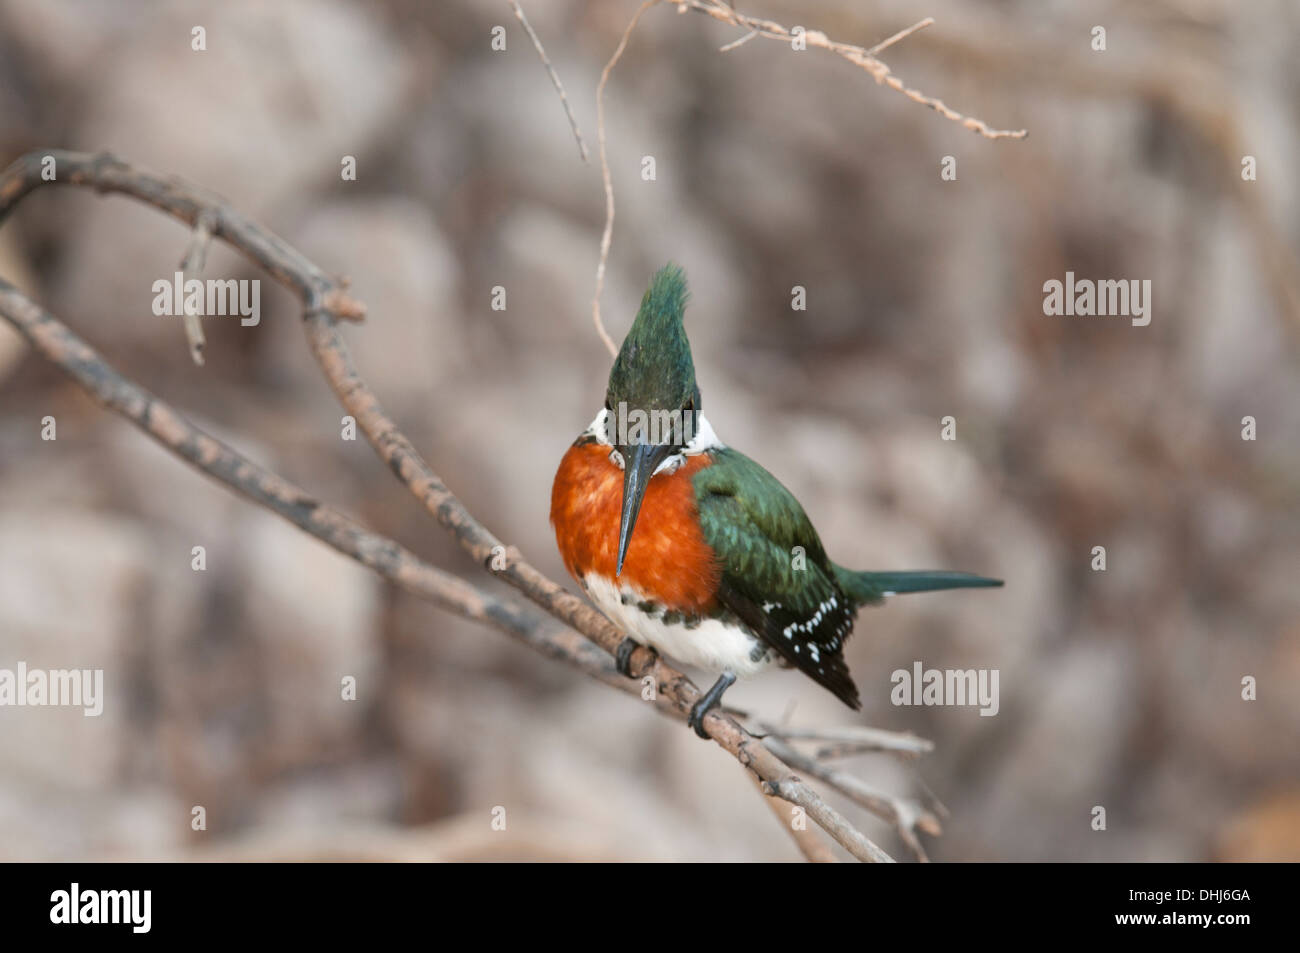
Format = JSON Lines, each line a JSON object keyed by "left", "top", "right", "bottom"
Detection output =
{"left": 551, "top": 264, "right": 1002, "bottom": 737}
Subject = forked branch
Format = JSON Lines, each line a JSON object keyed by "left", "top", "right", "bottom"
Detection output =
{"left": 0, "top": 149, "right": 941, "bottom": 862}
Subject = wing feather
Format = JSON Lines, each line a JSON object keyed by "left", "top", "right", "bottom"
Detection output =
{"left": 694, "top": 450, "right": 860, "bottom": 708}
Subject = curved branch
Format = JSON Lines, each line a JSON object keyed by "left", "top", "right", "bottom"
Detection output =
{"left": 0, "top": 276, "right": 610, "bottom": 675}
{"left": 0, "top": 149, "right": 897, "bottom": 862}
{"left": 590, "top": 0, "right": 659, "bottom": 359}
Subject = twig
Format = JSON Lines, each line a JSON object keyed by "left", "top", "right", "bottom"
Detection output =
{"left": 176, "top": 207, "right": 216, "bottom": 366}
{"left": 668, "top": 0, "right": 1027, "bottom": 140}
{"left": 323, "top": 283, "right": 367, "bottom": 322}
{"left": 0, "top": 148, "right": 897, "bottom": 863}
{"left": 761, "top": 776, "right": 894, "bottom": 863}
{"left": 591, "top": 0, "right": 658, "bottom": 359}
{"left": 866, "top": 16, "right": 934, "bottom": 57}
{"left": 763, "top": 734, "right": 941, "bottom": 862}
{"left": 0, "top": 277, "right": 604, "bottom": 673}
{"left": 755, "top": 774, "right": 838, "bottom": 862}
{"left": 508, "top": 0, "right": 588, "bottom": 162}
{"left": 757, "top": 722, "right": 935, "bottom": 759}
{"left": 719, "top": 28, "right": 759, "bottom": 53}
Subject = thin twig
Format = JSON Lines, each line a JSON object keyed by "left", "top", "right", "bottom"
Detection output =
{"left": 719, "top": 28, "right": 759, "bottom": 53}
{"left": 323, "top": 281, "right": 367, "bottom": 322}
{"left": 668, "top": 0, "right": 1027, "bottom": 140}
{"left": 177, "top": 207, "right": 216, "bottom": 365}
{"left": 509, "top": 0, "right": 589, "bottom": 162}
{"left": 764, "top": 734, "right": 941, "bottom": 861}
{"left": 591, "top": 0, "right": 658, "bottom": 359}
{"left": 756, "top": 722, "right": 935, "bottom": 758}
{"left": 755, "top": 774, "right": 838, "bottom": 862}
{"left": 866, "top": 16, "right": 934, "bottom": 57}
{"left": 762, "top": 776, "right": 894, "bottom": 863}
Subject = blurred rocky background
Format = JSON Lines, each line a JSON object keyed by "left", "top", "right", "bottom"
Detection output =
{"left": 0, "top": 0, "right": 1296, "bottom": 861}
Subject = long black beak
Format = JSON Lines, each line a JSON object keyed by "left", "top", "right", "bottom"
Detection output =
{"left": 616, "top": 442, "right": 671, "bottom": 576}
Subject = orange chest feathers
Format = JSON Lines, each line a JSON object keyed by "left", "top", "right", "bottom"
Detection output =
{"left": 550, "top": 442, "right": 720, "bottom": 613}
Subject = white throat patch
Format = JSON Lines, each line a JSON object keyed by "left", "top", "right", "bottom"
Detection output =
{"left": 584, "top": 408, "right": 723, "bottom": 459}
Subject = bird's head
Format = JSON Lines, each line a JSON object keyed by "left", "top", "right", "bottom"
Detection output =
{"left": 605, "top": 263, "right": 701, "bottom": 576}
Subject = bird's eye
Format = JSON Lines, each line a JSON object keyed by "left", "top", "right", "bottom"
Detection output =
{"left": 609, "top": 448, "right": 625, "bottom": 470}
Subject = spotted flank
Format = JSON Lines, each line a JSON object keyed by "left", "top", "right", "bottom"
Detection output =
{"left": 716, "top": 576, "right": 859, "bottom": 707}
{"left": 583, "top": 574, "right": 775, "bottom": 677}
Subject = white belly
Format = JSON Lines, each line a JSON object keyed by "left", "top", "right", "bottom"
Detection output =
{"left": 583, "top": 574, "right": 774, "bottom": 678}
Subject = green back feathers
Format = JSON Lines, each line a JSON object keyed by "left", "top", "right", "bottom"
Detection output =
{"left": 690, "top": 447, "right": 860, "bottom": 708}
{"left": 606, "top": 264, "right": 700, "bottom": 420}
{"left": 691, "top": 449, "right": 830, "bottom": 571}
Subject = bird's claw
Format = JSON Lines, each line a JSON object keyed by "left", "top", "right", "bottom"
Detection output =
{"left": 687, "top": 698, "right": 713, "bottom": 739}
{"left": 687, "top": 671, "right": 737, "bottom": 740}
{"left": 615, "top": 638, "right": 641, "bottom": 677}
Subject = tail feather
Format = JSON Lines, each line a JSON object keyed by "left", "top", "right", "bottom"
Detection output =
{"left": 833, "top": 567, "right": 1003, "bottom": 607}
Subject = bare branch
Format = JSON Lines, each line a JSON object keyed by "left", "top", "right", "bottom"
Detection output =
{"left": 761, "top": 776, "right": 894, "bottom": 863}
{"left": 0, "top": 277, "right": 604, "bottom": 675}
{"left": 763, "top": 734, "right": 941, "bottom": 861}
{"left": 508, "top": 0, "right": 589, "bottom": 162}
{"left": 669, "top": 0, "right": 1027, "bottom": 140}
{"left": 0, "top": 148, "right": 899, "bottom": 863}
{"left": 755, "top": 774, "right": 838, "bottom": 863}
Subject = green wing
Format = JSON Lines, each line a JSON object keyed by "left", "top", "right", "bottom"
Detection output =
{"left": 693, "top": 448, "right": 860, "bottom": 709}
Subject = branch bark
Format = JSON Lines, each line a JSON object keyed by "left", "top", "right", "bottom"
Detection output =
{"left": 0, "top": 275, "right": 613, "bottom": 679}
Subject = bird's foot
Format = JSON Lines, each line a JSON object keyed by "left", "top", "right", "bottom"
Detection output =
{"left": 687, "top": 671, "right": 737, "bottom": 739}
{"left": 614, "top": 637, "right": 645, "bottom": 678}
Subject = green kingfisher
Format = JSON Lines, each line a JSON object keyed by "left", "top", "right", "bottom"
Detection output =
{"left": 551, "top": 264, "right": 1002, "bottom": 737}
